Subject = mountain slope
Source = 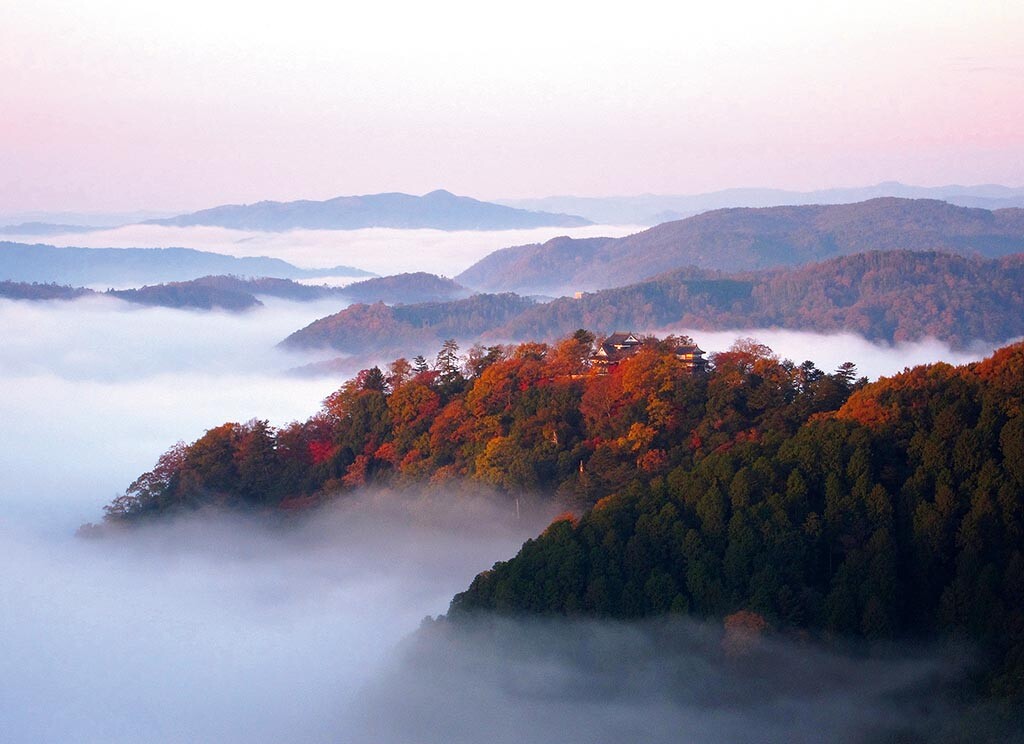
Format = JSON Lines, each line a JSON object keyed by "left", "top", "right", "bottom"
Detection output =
{"left": 492, "top": 251, "right": 1024, "bottom": 349}
{"left": 280, "top": 293, "right": 535, "bottom": 355}
{"left": 457, "top": 198, "right": 1024, "bottom": 294}
{"left": 339, "top": 272, "right": 470, "bottom": 304}
{"left": 293, "top": 250, "right": 1024, "bottom": 351}
{"left": 448, "top": 341, "right": 1024, "bottom": 696}
{"left": 146, "top": 189, "right": 592, "bottom": 231}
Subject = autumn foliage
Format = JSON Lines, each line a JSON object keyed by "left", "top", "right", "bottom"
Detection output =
{"left": 105, "top": 332, "right": 1024, "bottom": 695}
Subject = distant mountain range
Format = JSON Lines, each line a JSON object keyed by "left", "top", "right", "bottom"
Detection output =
{"left": 499, "top": 181, "right": 1024, "bottom": 225}
{"left": 0, "top": 222, "right": 105, "bottom": 237}
{"left": 0, "top": 242, "right": 374, "bottom": 286}
{"left": 143, "top": 189, "right": 592, "bottom": 231}
{"left": 0, "top": 209, "right": 176, "bottom": 230}
{"left": 457, "top": 198, "right": 1024, "bottom": 295}
{"left": 0, "top": 272, "right": 470, "bottom": 313}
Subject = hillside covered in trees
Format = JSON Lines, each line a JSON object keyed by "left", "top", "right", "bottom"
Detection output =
{"left": 338, "top": 272, "right": 470, "bottom": 304}
{"left": 280, "top": 293, "right": 536, "bottom": 356}
{"left": 457, "top": 198, "right": 1024, "bottom": 294}
{"left": 100, "top": 332, "right": 1024, "bottom": 701}
{"left": 103, "top": 331, "right": 863, "bottom": 520}
{"left": 282, "top": 250, "right": 1024, "bottom": 353}
{"left": 449, "top": 340, "right": 1024, "bottom": 698}
{"left": 498, "top": 251, "right": 1024, "bottom": 349}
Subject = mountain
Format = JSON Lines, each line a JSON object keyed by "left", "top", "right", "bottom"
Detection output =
{"left": 144, "top": 189, "right": 592, "bottom": 231}
{"left": 179, "top": 273, "right": 468, "bottom": 305}
{"left": 457, "top": 198, "right": 1024, "bottom": 295}
{"left": 107, "top": 281, "right": 264, "bottom": 311}
{"left": 0, "top": 281, "right": 93, "bottom": 301}
{"left": 0, "top": 222, "right": 104, "bottom": 236}
{"left": 96, "top": 332, "right": 1024, "bottom": 698}
{"left": 0, "top": 209, "right": 175, "bottom": 228}
{"left": 499, "top": 182, "right": 1024, "bottom": 225}
{"left": 0, "top": 241, "right": 373, "bottom": 286}
{"left": 443, "top": 340, "right": 1024, "bottom": 697}
{"left": 280, "top": 293, "right": 535, "bottom": 356}
{"left": 491, "top": 251, "right": 1024, "bottom": 349}
{"left": 296, "top": 250, "right": 1024, "bottom": 351}
{"left": 339, "top": 272, "right": 470, "bottom": 304}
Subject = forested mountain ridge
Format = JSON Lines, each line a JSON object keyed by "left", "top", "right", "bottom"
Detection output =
{"left": 285, "top": 251, "right": 1024, "bottom": 352}
{"left": 456, "top": 198, "right": 1024, "bottom": 294}
{"left": 449, "top": 341, "right": 1024, "bottom": 696}
{"left": 101, "top": 332, "right": 864, "bottom": 523}
{"left": 98, "top": 332, "right": 1024, "bottom": 695}
{"left": 495, "top": 250, "right": 1024, "bottom": 349}
{"left": 339, "top": 272, "right": 470, "bottom": 304}
{"left": 280, "top": 293, "right": 536, "bottom": 356}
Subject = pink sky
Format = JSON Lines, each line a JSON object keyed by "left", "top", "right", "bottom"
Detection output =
{"left": 1, "top": 0, "right": 1022, "bottom": 213}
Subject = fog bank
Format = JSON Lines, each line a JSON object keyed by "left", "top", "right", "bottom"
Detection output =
{"left": 349, "top": 615, "right": 990, "bottom": 744}
{"left": 2, "top": 270, "right": 1018, "bottom": 742}
{"left": 0, "top": 494, "right": 552, "bottom": 744}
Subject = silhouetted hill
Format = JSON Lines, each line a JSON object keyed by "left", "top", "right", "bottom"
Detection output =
{"left": 457, "top": 199, "right": 1024, "bottom": 294}
{"left": 0, "top": 241, "right": 373, "bottom": 286}
{"left": 146, "top": 189, "right": 592, "bottom": 231}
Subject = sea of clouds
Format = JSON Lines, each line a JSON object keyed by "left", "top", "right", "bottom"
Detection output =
{"left": 21, "top": 224, "right": 643, "bottom": 277}
{"left": 0, "top": 256, "right": 1016, "bottom": 741}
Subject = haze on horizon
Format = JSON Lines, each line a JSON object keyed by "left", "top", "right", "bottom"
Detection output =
{"left": 2, "top": 0, "right": 1022, "bottom": 214}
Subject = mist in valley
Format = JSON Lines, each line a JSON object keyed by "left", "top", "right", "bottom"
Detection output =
{"left": 0, "top": 285, "right": 1015, "bottom": 742}
{"left": 21, "top": 223, "right": 641, "bottom": 278}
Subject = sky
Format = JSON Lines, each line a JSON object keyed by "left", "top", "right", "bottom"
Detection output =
{"left": 2, "top": 0, "right": 1022, "bottom": 213}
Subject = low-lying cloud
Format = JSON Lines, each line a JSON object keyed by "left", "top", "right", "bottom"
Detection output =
{"left": 0, "top": 295, "right": 348, "bottom": 380}
{"left": 350, "top": 615, "right": 984, "bottom": 744}
{"left": 0, "top": 494, "right": 553, "bottom": 744}
{"left": 2, "top": 288, "right": 1018, "bottom": 742}
{"left": 26, "top": 224, "right": 642, "bottom": 277}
